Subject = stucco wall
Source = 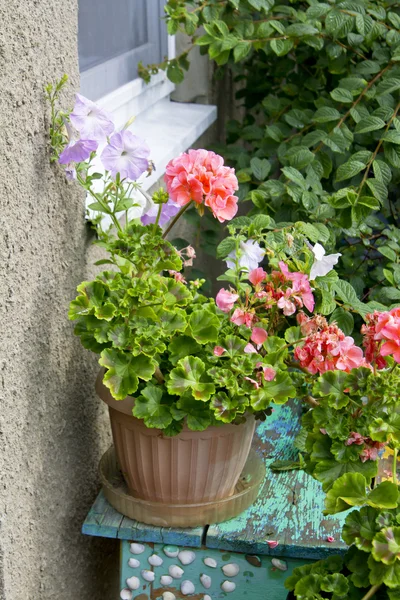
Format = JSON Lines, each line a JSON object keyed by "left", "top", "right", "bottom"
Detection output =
{"left": 0, "top": 1, "right": 118, "bottom": 598}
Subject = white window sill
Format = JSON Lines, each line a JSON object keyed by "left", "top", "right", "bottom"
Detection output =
{"left": 133, "top": 97, "right": 217, "bottom": 191}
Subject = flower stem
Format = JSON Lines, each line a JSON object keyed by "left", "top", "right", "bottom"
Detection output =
{"left": 393, "top": 448, "right": 398, "bottom": 485}
{"left": 154, "top": 203, "right": 163, "bottom": 229}
{"left": 162, "top": 201, "right": 193, "bottom": 238}
{"left": 361, "top": 584, "right": 381, "bottom": 600}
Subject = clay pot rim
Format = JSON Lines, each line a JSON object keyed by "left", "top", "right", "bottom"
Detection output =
{"left": 96, "top": 369, "right": 254, "bottom": 434}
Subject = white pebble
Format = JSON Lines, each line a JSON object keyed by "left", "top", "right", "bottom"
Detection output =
{"left": 148, "top": 554, "right": 163, "bottom": 567}
{"left": 163, "top": 545, "right": 179, "bottom": 558}
{"left": 204, "top": 596, "right": 212, "bottom": 600}
{"left": 169, "top": 565, "right": 184, "bottom": 579}
{"left": 200, "top": 573, "right": 212, "bottom": 589}
{"left": 181, "top": 580, "right": 195, "bottom": 595}
{"left": 222, "top": 581, "right": 236, "bottom": 593}
{"left": 222, "top": 563, "right": 240, "bottom": 577}
{"left": 141, "top": 569, "right": 155, "bottom": 582}
{"left": 163, "top": 593, "right": 176, "bottom": 600}
{"left": 160, "top": 575, "right": 173, "bottom": 585}
{"left": 120, "top": 590, "right": 132, "bottom": 600}
{"left": 272, "top": 558, "right": 288, "bottom": 571}
{"left": 126, "top": 576, "right": 140, "bottom": 591}
{"left": 204, "top": 557, "right": 217, "bottom": 568}
{"left": 128, "top": 558, "right": 140, "bottom": 568}
{"left": 130, "top": 543, "right": 145, "bottom": 555}
{"left": 178, "top": 550, "right": 196, "bottom": 565}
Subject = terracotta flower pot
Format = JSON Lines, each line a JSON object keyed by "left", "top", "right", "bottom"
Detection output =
{"left": 96, "top": 372, "right": 256, "bottom": 504}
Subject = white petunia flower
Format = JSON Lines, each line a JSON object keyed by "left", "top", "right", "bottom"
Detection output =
{"left": 309, "top": 243, "right": 341, "bottom": 280}
{"left": 226, "top": 240, "right": 264, "bottom": 272}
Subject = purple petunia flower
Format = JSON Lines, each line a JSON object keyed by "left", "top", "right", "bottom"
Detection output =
{"left": 65, "top": 164, "right": 77, "bottom": 181}
{"left": 141, "top": 199, "right": 181, "bottom": 226}
{"left": 101, "top": 130, "right": 150, "bottom": 181}
{"left": 70, "top": 94, "right": 115, "bottom": 142}
{"left": 59, "top": 138, "right": 98, "bottom": 164}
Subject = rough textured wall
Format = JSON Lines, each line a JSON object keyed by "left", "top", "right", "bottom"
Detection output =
{"left": 0, "top": 1, "right": 118, "bottom": 598}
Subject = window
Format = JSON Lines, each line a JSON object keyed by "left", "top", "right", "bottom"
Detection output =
{"left": 77, "top": 0, "right": 217, "bottom": 193}
{"left": 78, "top": 0, "right": 168, "bottom": 100}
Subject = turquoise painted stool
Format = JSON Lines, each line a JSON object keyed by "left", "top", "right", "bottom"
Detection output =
{"left": 82, "top": 403, "right": 346, "bottom": 599}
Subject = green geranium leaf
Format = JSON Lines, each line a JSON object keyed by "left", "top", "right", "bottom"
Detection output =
{"left": 250, "top": 372, "right": 296, "bottom": 410}
{"left": 164, "top": 278, "right": 192, "bottom": 306}
{"left": 315, "top": 458, "right": 377, "bottom": 492}
{"left": 368, "top": 554, "right": 400, "bottom": 588}
{"left": 168, "top": 335, "right": 202, "bottom": 364}
{"left": 167, "top": 356, "right": 215, "bottom": 400}
{"left": 342, "top": 506, "right": 379, "bottom": 550}
{"left": 313, "top": 371, "right": 350, "bottom": 409}
{"left": 159, "top": 307, "right": 187, "bottom": 334}
{"left": 368, "top": 481, "right": 399, "bottom": 509}
{"left": 372, "top": 526, "right": 400, "bottom": 564}
{"left": 133, "top": 384, "right": 173, "bottom": 429}
{"left": 345, "top": 545, "right": 371, "bottom": 588}
{"left": 99, "top": 349, "right": 157, "bottom": 400}
{"left": 211, "top": 392, "right": 248, "bottom": 423}
{"left": 324, "top": 473, "right": 367, "bottom": 515}
{"left": 188, "top": 308, "right": 220, "bottom": 344}
{"left": 108, "top": 324, "right": 131, "bottom": 349}
{"left": 176, "top": 396, "right": 212, "bottom": 431}
{"left": 223, "top": 335, "right": 247, "bottom": 357}
{"left": 320, "top": 573, "right": 349, "bottom": 596}
{"left": 370, "top": 414, "right": 400, "bottom": 444}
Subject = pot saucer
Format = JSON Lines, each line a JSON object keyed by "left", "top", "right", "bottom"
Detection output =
{"left": 99, "top": 445, "right": 265, "bottom": 528}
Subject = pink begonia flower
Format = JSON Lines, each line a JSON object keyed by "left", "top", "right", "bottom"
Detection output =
{"left": 244, "top": 376, "right": 259, "bottom": 389}
{"left": 309, "top": 243, "right": 341, "bottom": 280}
{"left": 267, "top": 540, "right": 279, "bottom": 549}
{"left": 332, "top": 337, "right": 365, "bottom": 371}
{"left": 101, "top": 131, "right": 150, "bottom": 180}
{"left": 249, "top": 267, "right": 267, "bottom": 286}
{"left": 251, "top": 328, "right": 268, "bottom": 345}
{"left": 213, "top": 346, "right": 226, "bottom": 356}
{"left": 231, "top": 309, "right": 254, "bottom": 328}
{"left": 226, "top": 240, "right": 264, "bottom": 272}
{"left": 326, "top": 536, "right": 334, "bottom": 543}
{"left": 69, "top": 93, "right": 115, "bottom": 142}
{"left": 164, "top": 149, "right": 238, "bottom": 222}
{"left": 244, "top": 343, "right": 258, "bottom": 354}
{"left": 262, "top": 367, "right": 276, "bottom": 381}
{"left": 205, "top": 194, "right": 238, "bottom": 223}
{"left": 216, "top": 288, "right": 239, "bottom": 313}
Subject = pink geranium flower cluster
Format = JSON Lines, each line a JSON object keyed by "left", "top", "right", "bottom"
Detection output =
{"left": 294, "top": 313, "right": 365, "bottom": 374}
{"left": 345, "top": 431, "right": 386, "bottom": 462}
{"left": 362, "top": 308, "right": 400, "bottom": 366}
{"left": 164, "top": 149, "right": 239, "bottom": 223}
{"left": 272, "top": 262, "right": 315, "bottom": 316}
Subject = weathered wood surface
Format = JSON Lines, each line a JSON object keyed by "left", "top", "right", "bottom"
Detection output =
{"left": 205, "top": 401, "right": 348, "bottom": 560}
{"left": 82, "top": 491, "right": 204, "bottom": 547}
{"left": 83, "top": 401, "right": 346, "bottom": 559}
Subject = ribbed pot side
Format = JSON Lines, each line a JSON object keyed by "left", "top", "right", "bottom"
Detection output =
{"left": 96, "top": 372, "right": 256, "bottom": 504}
